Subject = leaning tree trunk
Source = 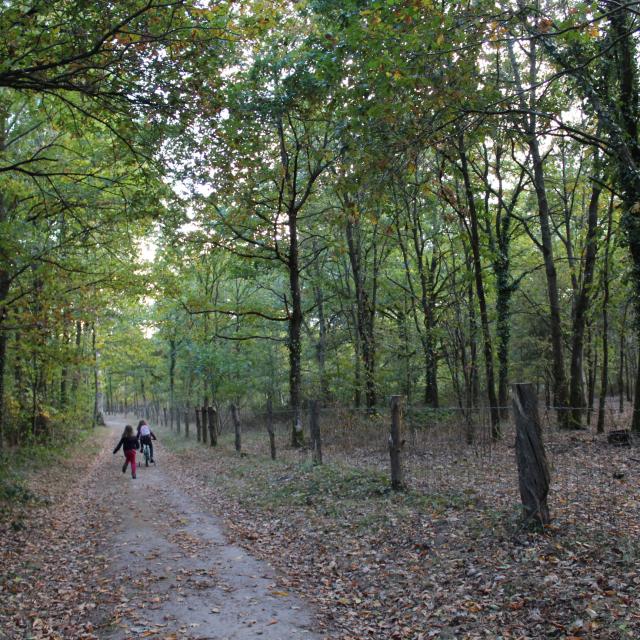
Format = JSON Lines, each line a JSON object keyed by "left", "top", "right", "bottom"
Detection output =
{"left": 512, "top": 383, "right": 551, "bottom": 528}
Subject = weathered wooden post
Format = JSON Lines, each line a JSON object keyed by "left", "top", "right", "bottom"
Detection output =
{"left": 309, "top": 400, "right": 322, "bottom": 465}
{"left": 201, "top": 406, "right": 208, "bottom": 446}
{"left": 231, "top": 403, "right": 241, "bottom": 453}
{"left": 389, "top": 395, "right": 405, "bottom": 491}
{"left": 512, "top": 383, "right": 551, "bottom": 528}
{"left": 207, "top": 406, "right": 218, "bottom": 447}
{"left": 184, "top": 410, "right": 190, "bottom": 438}
{"left": 267, "top": 398, "right": 276, "bottom": 460}
{"left": 195, "top": 407, "right": 201, "bottom": 442}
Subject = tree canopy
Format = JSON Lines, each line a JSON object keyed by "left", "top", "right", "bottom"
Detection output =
{"left": 2, "top": 0, "right": 639, "bottom": 449}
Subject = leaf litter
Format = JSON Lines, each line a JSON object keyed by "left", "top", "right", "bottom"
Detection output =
{"left": 2, "top": 421, "right": 640, "bottom": 639}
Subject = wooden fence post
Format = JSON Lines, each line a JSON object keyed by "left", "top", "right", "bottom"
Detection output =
{"left": 389, "top": 395, "right": 405, "bottom": 490}
{"left": 207, "top": 406, "right": 218, "bottom": 447}
{"left": 201, "top": 406, "right": 208, "bottom": 445}
{"left": 231, "top": 403, "right": 241, "bottom": 453}
{"left": 309, "top": 400, "right": 322, "bottom": 465}
{"left": 184, "top": 410, "right": 189, "bottom": 438}
{"left": 512, "top": 383, "right": 551, "bottom": 528}
{"left": 267, "top": 398, "right": 276, "bottom": 460}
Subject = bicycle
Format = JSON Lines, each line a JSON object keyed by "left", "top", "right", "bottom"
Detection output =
{"left": 141, "top": 442, "right": 153, "bottom": 467}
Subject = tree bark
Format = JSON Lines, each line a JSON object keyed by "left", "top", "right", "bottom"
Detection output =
{"left": 508, "top": 40, "right": 569, "bottom": 429}
{"left": 207, "top": 406, "right": 218, "bottom": 447}
{"left": 288, "top": 208, "right": 304, "bottom": 447}
{"left": 345, "top": 213, "right": 378, "bottom": 409}
{"left": 458, "top": 142, "right": 500, "bottom": 438}
{"left": 92, "top": 322, "right": 105, "bottom": 427}
{"left": 201, "top": 405, "right": 208, "bottom": 445}
{"left": 568, "top": 177, "right": 602, "bottom": 428}
{"left": 169, "top": 338, "right": 176, "bottom": 431}
{"left": 231, "top": 403, "right": 241, "bottom": 453}
{"left": 389, "top": 396, "right": 405, "bottom": 491}
{"left": 311, "top": 239, "right": 330, "bottom": 403}
{"left": 512, "top": 383, "right": 551, "bottom": 528}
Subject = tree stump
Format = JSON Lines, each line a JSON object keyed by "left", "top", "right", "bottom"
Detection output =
{"left": 389, "top": 396, "right": 405, "bottom": 491}
{"left": 607, "top": 429, "right": 632, "bottom": 446}
{"left": 512, "top": 383, "right": 551, "bottom": 528}
{"left": 231, "top": 403, "right": 241, "bottom": 453}
{"left": 309, "top": 400, "right": 323, "bottom": 465}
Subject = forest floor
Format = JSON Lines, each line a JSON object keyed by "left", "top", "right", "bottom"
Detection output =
{"left": 0, "top": 417, "right": 322, "bottom": 640}
{"left": 2, "top": 412, "right": 640, "bottom": 639}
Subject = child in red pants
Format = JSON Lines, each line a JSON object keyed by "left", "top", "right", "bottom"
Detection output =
{"left": 113, "top": 424, "right": 139, "bottom": 479}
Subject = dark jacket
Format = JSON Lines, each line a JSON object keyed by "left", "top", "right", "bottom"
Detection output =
{"left": 113, "top": 435, "right": 139, "bottom": 454}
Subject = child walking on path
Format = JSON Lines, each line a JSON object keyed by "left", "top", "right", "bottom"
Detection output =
{"left": 113, "top": 425, "right": 139, "bottom": 479}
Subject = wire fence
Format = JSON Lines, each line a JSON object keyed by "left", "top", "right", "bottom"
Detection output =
{"left": 115, "top": 395, "right": 640, "bottom": 534}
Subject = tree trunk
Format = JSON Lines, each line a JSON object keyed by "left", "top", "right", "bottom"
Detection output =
{"left": 231, "top": 403, "right": 241, "bottom": 453}
{"left": 619, "top": 315, "right": 626, "bottom": 414}
{"left": 459, "top": 142, "right": 500, "bottom": 438}
{"left": 389, "top": 396, "right": 405, "bottom": 491}
{"left": 207, "top": 406, "right": 217, "bottom": 447}
{"left": 92, "top": 322, "right": 105, "bottom": 427}
{"left": 345, "top": 215, "right": 377, "bottom": 409}
{"left": 531, "top": 137, "right": 569, "bottom": 428}
{"left": 512, "top": 383, "right": 551, "bottom": 528}
{"left": 568, "top": 177, "right": 602, "bottom": 429}
{"left": 169, "top": 338, "right": 176, "bottom": 431}
{"left": 312, "top": 239, "right": 330, "bottom": 403}
{"left": 201, "top": 405, "right": 208, "bottom": 445}
{"left": 508, "top": 39, "right": 568, "bottom": 428}
{"left": 288, "top": 209, "right": 304, "bottom": 447}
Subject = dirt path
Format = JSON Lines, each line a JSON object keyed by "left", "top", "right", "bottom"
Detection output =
{"left": 98, "top": 417, "right": 321, "bottom": 639}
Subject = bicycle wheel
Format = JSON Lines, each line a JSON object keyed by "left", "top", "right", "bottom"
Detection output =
{"left": 144, "top": 444, "right": 150, "bottom": 467}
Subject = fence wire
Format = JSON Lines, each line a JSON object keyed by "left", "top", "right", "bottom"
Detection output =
{"left": 116, "top": 396, "right": 640, "bottom": 533}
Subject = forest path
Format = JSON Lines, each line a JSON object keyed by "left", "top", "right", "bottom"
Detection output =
{"left": 97, "top": 416, "right": 321, "bottom": 640}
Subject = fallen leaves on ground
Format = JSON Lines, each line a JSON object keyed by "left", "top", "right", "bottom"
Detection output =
{"left": 161, "top": 424, "right": 640, "bottom": 640}
{"left": 3, "top": 420, "right": 640, "bottom": 640}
